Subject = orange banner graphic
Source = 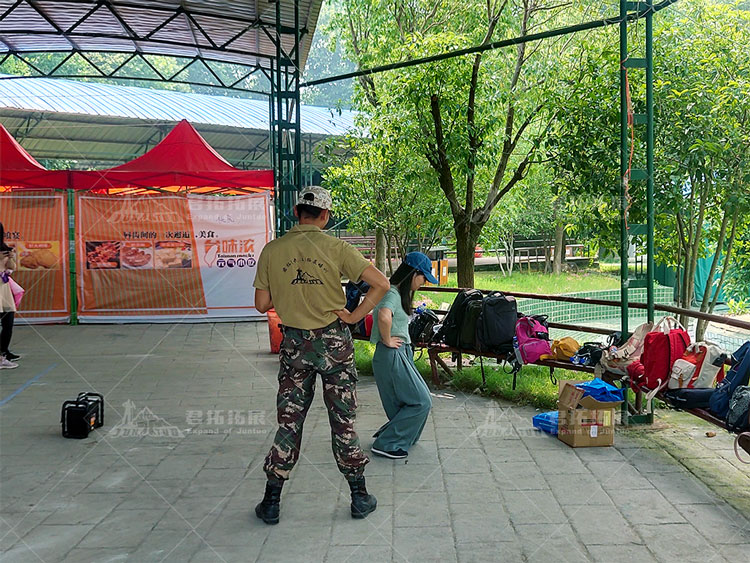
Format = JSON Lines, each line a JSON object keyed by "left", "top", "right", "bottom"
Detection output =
{"left": 76, "top": 193, "right": 207, "bottom": 320}
{"left": 0, "top": 192, "right": 69, "bottom": 322}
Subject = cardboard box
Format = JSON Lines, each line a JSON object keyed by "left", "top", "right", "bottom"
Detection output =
{"left": 557, "top": 380, "right": 623, "bottom": 448}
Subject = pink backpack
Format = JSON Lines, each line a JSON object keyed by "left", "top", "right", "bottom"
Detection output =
{"left": 514, "top": 316, "right": 552, "bottom": 364}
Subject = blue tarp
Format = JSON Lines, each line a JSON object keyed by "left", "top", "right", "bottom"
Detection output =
{"left": 532, "top": 411, "right": 559, "bottom": 435}
{"left": 576, "top": 378, "right": 624, "bottom": 403}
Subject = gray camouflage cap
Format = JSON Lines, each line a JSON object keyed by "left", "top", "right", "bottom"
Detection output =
{"left": 297, "top": 186, "right": 333, "bottom": 210}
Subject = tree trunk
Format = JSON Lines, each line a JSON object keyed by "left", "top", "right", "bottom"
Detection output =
{"left": 553, "top": 222, "right": 565, "bottom": 275}
{"left": 695, "top": 207, "right": 739, "bottom": 340}
{"left": 455, "top": 225, "right": 478, "bottom": 288}
{"left": 375, "top": 227, "right": 387, "bottom": 274}
{"left": 679, "top": 182, "right": 707, "bottom": 327}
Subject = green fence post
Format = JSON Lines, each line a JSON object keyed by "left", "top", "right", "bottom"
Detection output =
{"left": 68, "top": 188, "right": 77, "bottom": 325}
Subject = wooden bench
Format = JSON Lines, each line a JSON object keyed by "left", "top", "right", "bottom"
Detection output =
{"left": 423, "top": 343, "right": 625, "bottom": 394}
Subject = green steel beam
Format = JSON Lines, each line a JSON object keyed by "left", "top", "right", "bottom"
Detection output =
{"left": 619, "top": 0, "right": 630, "bottom": 426}
{"left": 272, "top": 0, "right": 301, "bottom": 235}
{"left": 646, "top": 1, "right": 655, "bottom": 323}
{"left": 302, "top": 0, "right": 681, "bottom": 88}
{"left": 619, "top": 0, "right": 630, "bottom": 342}
{"left": 67, "top": 189, "right": 77, "bottom": 325}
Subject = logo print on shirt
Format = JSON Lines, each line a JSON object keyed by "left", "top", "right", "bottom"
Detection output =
{"left": 291, "top": 268, "right": 323, "bottom": 285}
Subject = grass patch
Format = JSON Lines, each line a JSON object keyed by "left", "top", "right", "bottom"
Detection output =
{"left": 417, "top": 270, "right": 619, "bottom": 306}
{"left": 354, "top": 340, "right": 376, "bottom": 378}
{"left": 354, "top": 341, "right": 593, "bottom": 411}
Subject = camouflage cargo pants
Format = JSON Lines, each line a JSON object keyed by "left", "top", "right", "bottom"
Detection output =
{"left": 263, "top": 319, "right": 369, "bottom": 482}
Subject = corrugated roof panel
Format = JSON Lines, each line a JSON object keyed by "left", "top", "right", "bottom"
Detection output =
{"left": 0, "top": 75, "right": 358, "bottom": 135}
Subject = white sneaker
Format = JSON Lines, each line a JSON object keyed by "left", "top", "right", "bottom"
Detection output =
{"left": 0, "top": 357, "right": 18, "bottom": 369}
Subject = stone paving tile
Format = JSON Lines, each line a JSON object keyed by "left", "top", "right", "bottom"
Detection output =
{"left": 645, "top": 471, "right": 721, "bottom": 505}
{"left": 330, "top": 504, "right": 393, "bottom": 546}
{"left": 128, "top": 529, "right": 205, "bottom": 562}
{"left": 491, "top": 461, "right": 551, "bottom": 491}
{"left": 258, "top": 527, "right": 330, "bottom": 563}
{"left": 634, "top": 523, "right": 730, "bottom": 563}
{"left": 443, "top": 472, "right": 501, "bottom": 505}
{"left": 673, "top": 503, "right": 750, "bottom": 544}
{"left": 503, "top": 489, "right": 568, "bottom": 525}
{"left": 60, "top": 547, "right": 133, "bottom": 563}
{"left": 515, "top": 523, "right": 591, "bottom": 562}
{"left": 189, "top": 544, "right": 264, "bottom": 563}
{"left": 2, "top": 323, "right": 748, "bottom": 563}
{"left": 392, "top": 492, "right": 450, "bottom": 528}
{"left": 608, "top": 488, "right": 688, "bottom": 526}
{"left": 530, "top": 448, "right": 590, "bottom": 475}
{"left": 450, "top": 502, "right": 513, "bottom": 544}
{"left": 563, "top": 503, "right": 642, "bottom": 545}
{"left": 545, "top": 473, "right": 614, "bottom": 506}
{"left": 11, "top": 524, "right": 95, "bottom": 562}
{"left": 42, "top": 493, "right": 124, "bottom": 526}
{"left": 585, "top": 460, "right": 657, "bottom": 490}
{"left": 325, "top": 544, "right": 393, "bottom": 563}
{"left": 393, "top": 462, "right": 444, "bottom": 493}
{"left": 587, "top": 544, "right": 658, "bottom": 562}
{"left": 456, "top": 541, "right": 524, "bottom": 563}
{"left": 1, "top": 510, "right": 56, "bottom": 541}
{"left": 439, "top": 448, "right": 492, "bottom": 474}
{"left": 392, "top": 526, "right": 458, "bottom": 562}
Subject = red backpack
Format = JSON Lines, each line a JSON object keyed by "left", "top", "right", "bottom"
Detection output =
{"left": 635, "top": 317, "right": 690, "bottom": 393}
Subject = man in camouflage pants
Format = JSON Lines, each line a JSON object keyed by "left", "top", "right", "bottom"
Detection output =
{"left": 253, "top": 186, "right": 389, "bottom": 524}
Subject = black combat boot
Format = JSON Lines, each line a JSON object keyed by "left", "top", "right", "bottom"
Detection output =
{"left": 255, "top": 480, "right": 283, "bottom": 525}
{"left": 349, "top": 476, "right": 377, "bottom": 519}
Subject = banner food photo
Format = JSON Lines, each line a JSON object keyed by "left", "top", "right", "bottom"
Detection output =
{"left": 76, "top": 192, "right": 272, "bottom": 322}
{"left": 0, "top": 192, "right": 70, "bottom": 323}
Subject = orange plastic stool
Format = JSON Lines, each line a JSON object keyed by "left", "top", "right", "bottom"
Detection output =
{"left": 267, "top": 309, "right": 283, "bottom": 354}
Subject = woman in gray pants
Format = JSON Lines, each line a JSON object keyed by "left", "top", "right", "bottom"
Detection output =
{"left": 370, "top": 252, "right": 435, "bottom": 459}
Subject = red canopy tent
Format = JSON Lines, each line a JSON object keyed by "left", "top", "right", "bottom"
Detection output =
{"left": 70, "top": 120, "right": 273, "bottom": 194}
{"left": 0, "top": 124, "right": 63, "bottom": 189}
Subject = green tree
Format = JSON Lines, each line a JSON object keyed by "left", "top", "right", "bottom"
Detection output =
{"left": 324, "top": 124, "right": 452, "bottom": 273}
{"left": 329, "top": 0, "right": 572, "bottom": 287}
{"left": 301, "top": 0, "right": 356, "bottom": 108}
{"left": 655, "top": 1, "right": 750, "bottom": 336}
{"left": 545, "top": 0, "right": 750, "bottom": 337}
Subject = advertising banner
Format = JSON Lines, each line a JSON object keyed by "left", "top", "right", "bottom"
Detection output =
{"left": 76, "top": 192, "right": 271, "bottom": 322}
{"left": 188, "top": 193, "right": 272, "bottom": 318}
{"left": 0, "top": 193, "right": 69, "bottom": 323}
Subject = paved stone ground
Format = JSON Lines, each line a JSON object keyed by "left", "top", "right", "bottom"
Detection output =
{"left": 0, "top": 323, "right": 748, "bottom": 563}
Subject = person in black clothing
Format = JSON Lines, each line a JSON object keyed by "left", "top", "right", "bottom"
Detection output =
{"left": 0, "top": 222, "right": 19, "bottom": 368}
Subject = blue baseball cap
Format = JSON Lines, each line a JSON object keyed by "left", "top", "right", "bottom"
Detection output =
{"left": 404, "top": 252, "right": 439, "bottom": 284}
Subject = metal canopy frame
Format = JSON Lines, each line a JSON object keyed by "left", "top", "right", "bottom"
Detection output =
{"left": 0, "top": 0, "right": 318, "bottom": 232}
{"left": 0, "top": 1, "right": 320, "bottom": 85}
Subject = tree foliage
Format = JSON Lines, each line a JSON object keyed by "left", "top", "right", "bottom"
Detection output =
{"left": 545, "top": 0, "right": 750, "bottom": 333}
{"left": 327, "top": 0, "right": 573, "bottom": 287}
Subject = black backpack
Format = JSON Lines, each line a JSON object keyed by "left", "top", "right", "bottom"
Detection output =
{"left": 409, "top": 309, "right": 440, "bottom": 344}
{"left": 663, "top": 388, "right": 715, "bottom": 410}
{"left": 476, "top": 291, "right": 517, "bottom": 353}
{"left": 710, "top": 341, "right": 750, "bottom": 420}
{"left": 344, "top": 280, "right": 370, "bottom": 336}
{"left": 727, "top": 386, "right": 750, "bottom": 433}
{"left": 459, "top": 300, "right": 483, "bottom": 350}
{"left": 437, "top": 289, "right": 483, "bottom": 347}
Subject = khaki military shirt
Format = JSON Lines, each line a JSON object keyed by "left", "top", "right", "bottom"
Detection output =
{"left": 254, "top": 225, "right": 370, "bottom": 330}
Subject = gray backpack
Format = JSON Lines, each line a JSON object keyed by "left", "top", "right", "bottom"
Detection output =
{"left": 727, "top": 386, "right": 750, "bottom": 433}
